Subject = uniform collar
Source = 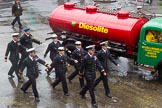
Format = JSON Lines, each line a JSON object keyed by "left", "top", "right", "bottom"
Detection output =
{"left": 25, "top": 33, "right": 30, "bottom": 37}
{"left": 13, "top": 40, "right": 17, "bottom": 43}
{"left": 102, "top": 48, "right": 107, "bottom": 53}
{"left": 77, "top": 48, "right": 81, "bottom": 51}
{"left": 29, "top": 55, "right": 33, "bottom": 61}
{"left": 88, "top": 53, "right": 93, "bottom": 57}
{"left": 53, "top": 41, "right": 58, "bottom": 44}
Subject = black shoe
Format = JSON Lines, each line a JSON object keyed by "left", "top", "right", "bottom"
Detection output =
{"left": 20, "top": 88, "right": 27, "bottom": 94}
{"left": 79, "top": 92, "right": 86, "bottom": 99}
{"left": 106, "top": 93, "right": 112, "bottom": 98}
{"left": 8, "top": 75, "right": 15, "bottom": 79}
{"left": 11, "top": 75, "right": 15, "bottom": 78}
{"left": 35, "top": 97, "right": 40, "bottom": 102}
{"left": 51, "top": 84, "right": 56, "bottom": 89}
{"left": 81, "top": 95, "right": 86, "bottom": 99}
{"left": 92, "top": 103, "right": 98, "bottom": 107}
{"left": 64, "top": 93, "right": 70, "bottom": 96}
{"left": 11, "top": 23, "right": 14, "bottom": 28}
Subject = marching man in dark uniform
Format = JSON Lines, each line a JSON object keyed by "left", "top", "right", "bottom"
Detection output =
{"left": 20, "top": 27, "right": 42, "bottom": 49}
{"left": 44, "top": 34, "right": 62, "bottom": 76}
{"left": 19, "top": 48, "right": 50, "bottom": 102}
{"left": 79, "top": 45, "right": 105, "bottom": 107}
{"left": 67, "top": 41, "right": 87, "bottom": 88}
{"left": 94, "top": 41, "right": 119, "bottom": 98}
{"left": 44, "top": 34, "right": 62, "bottom": 61}
{"left": 19, "top": 27, "right": 42, "bottom": 68}
{"left": 5, "top": 33, "right": 22, "bottom": 82}
{"left": 50, "top": 47, "right": 77, "bottom": 96}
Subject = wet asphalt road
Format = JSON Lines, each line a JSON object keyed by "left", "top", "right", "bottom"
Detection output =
{"left": 1, "top": 0, "right": 162, "bottom": 108}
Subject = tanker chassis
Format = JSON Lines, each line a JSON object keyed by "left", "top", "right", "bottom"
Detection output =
{"left": 48, "top": 2, "right": 162, "bottom": 81}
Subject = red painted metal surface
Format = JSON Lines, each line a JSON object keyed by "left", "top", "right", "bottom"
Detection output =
{"left": 49, "top": 2, "right": 148, "bottom": 54}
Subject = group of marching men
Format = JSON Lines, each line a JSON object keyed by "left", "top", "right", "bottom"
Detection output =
{"left": 5, "top": 27, "right": 119, "bottom": 107}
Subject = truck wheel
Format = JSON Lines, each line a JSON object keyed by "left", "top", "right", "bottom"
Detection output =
{"left": 65, "top": 43, "right": 75, "bottom": 52}
{"left": 156, "top": 60, "right": 162, "bottom": 82}
{"left": 112, "top": 54, "right": 119, "bottom": 59}
{"left": 158, "top": 70, "right": 162, "bottom": 82}
{"left": 65, "top": 43, "right": 76, "bottom": 56}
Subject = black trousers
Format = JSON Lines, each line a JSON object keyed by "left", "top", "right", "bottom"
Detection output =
{"left": 19, "top": 54, "right": 28, "bottom": 68}
{"left": 51, "top": 73, "right": 68, "bottom": 94}
{"left": 8, "top": 60, "right": 21, "bottom": 80}
{"left": 11, "top": 16, "right": 22, "bottom": 27}
{"left": 67, "top": 67, "right": 84, "bottom": 88}
{"left": 19, "top": 56, "right": 27, "bottom": 76}
{"left": 21, "top": 75, "right": 39, "bottom": 98}
{"left": 80, "top": 77, "right": 96, "bottom": 104}
{"left": 94, "top": 72, "right": 110, "bottom": 94}
{"left": 50, "top": 57, "right": 58, "bottom": 78}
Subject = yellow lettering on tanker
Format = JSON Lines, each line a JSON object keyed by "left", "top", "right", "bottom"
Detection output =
{"left": 79, "top": 22, "right": 84, "bottom": 28}
{"left": 142, "top": 46, "right": 162, "bottom": 59}
{"left": 78, "top": 22, "right": 108, "bottom": 34}
{"left": 104, "top": 29, "right": 108, "bottom": 34}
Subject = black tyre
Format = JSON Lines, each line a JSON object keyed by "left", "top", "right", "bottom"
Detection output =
{"left": 158, "top": 70, "right": 162, "bottom": 82}
{"left": 156, "top": 60, "right": 162, "bottom": 82}
{"left": 65, "top": 43, "right": 76, "bottom": 52}
{"left": 65, "top": 43, "right": 76, "bottom": 57}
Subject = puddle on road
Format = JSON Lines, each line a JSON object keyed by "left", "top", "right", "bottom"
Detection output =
{"left": 107, "top": 57, "right": 159, "bottom": 82}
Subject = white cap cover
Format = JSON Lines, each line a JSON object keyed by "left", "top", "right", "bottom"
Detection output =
{"left": 137, "top": 6, "right": 142, "bottom": 9}
{"left": 26, "top": 48, "right": 35, "bottom": 52}
{"left": 58, "top": 47, "right": 65, "bottom": 51}
{"left": 12, "top": 33, "right": 19, "bottom": 37}
{"left": 51, "top": 34, "right": 58, "bottom": 38}
{"left": 86, "top": 45, "right": 95, "bottom": 50}
{"left": 100, "top": 41, "right": 108, "bottom": 46}
{"left": 75, "top": 41, "right": 82, "bottom": 45}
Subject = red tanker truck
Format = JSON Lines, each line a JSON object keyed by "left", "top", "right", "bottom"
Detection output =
{"left": 48, "top": 2, "right": 162, "bottom": 80}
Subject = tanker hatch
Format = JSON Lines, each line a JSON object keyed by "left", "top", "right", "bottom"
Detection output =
{"left": 86, "top": 6, "right": 97, "bottom": 13}
{"left": 64, "top": 2, "right": 75, "bottom": 9}
{"left": 117, "top": 11, "right": 129, "bottom": 19}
